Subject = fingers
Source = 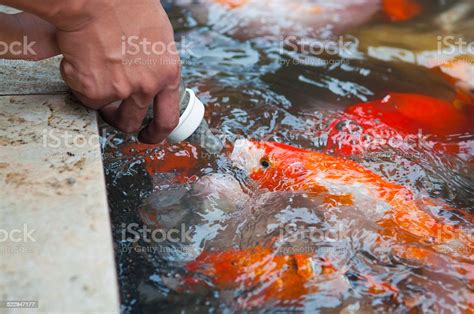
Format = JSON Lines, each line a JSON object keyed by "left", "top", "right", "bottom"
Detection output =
{"left": 99, "top": 95, "right": 152, "bottom": 134}
{"left": 138, "top": 85, "right": 180, "bottom": 144}
{"left": 61, "top": 59, "right": 121, "bottom": 109}
{"left": 61, "top": 56, "right": 179, "bottom": 141}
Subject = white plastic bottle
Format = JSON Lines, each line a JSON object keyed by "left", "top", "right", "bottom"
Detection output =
{"left": 167, "top": 82, "right": 224, "bottom": 154}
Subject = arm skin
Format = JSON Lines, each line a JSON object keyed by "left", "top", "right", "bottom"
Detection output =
{"left": 0, "top": 0, "right": 112, "bottom": 30}
{"left": 0, "top": 0, "right": 181, "bottom": 144}
{"left": 0, "top": 12, "right": 59, "bottom": 60}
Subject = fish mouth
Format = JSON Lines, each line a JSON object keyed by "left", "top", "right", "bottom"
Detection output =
{"left": 230, "top": 139, "right": 265, "bottom": 174}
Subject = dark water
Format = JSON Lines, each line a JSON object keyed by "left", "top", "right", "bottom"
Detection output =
{"left": 102, "top": 1, "right": 474, "bottom": 313}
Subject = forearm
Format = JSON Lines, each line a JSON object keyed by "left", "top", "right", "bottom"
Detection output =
{"left": 0, "top": 13, "right": 20, "bottom": 45}
{"left": 0, "top": 12, "right": 59, "bottom": 60}
{"left": 0, "top": 0, "right": 109, "bottom": 30}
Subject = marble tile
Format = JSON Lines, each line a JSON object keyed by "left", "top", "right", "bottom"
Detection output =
{"left": 0, "top": 94, "right": 119, "bottom": 313}
{"left": 0, "top": 57, "right": 67, "bottom": 96}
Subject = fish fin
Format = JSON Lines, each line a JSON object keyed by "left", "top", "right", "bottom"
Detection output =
{"left": 324, "top": 194, "right": 354, "bottom": 207}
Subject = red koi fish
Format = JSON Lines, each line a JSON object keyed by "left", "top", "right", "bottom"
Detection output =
{"left": 383, "top": 0, "right": 422, "bottom": 21}
{"left": 230, "top": 139, "right": 473, "bottom": 258}
{"left": 325, "top": 93, "right": 473, "bottom": 156}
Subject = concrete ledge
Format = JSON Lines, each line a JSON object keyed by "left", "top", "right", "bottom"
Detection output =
{"left": 0, "top": 94, "right": 119, "bottom": 313}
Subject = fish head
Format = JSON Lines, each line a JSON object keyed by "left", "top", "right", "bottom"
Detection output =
{"left": 230, "top": 139, "right": 311, "bottom": 191}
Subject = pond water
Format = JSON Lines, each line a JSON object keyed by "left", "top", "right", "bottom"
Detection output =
{"left": 102, "top": 1, "right": 474, "bottom": 313}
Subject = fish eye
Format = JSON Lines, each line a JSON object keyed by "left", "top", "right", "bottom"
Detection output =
{"left": 260, "top": 158, "right": 271, "bottom": 169}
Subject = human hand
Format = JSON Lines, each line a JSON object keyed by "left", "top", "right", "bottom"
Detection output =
{"left": 53, "top": 0, "right": 181, "bottom": 143}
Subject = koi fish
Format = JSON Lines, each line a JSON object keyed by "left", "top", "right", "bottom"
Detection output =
{"left": 170, "top": 140, "right": 471, "bottom": 308}
{"left": 382, "top": 0, "right": 422, "bottom": 22}
{"left": 324, "top": 93, "right": 473, "bottom": 156}
{"left": 433, "top": 55, "right": 474, "bottom": 107}
{"left": 230, "top": 139, "right": 473, "bottom": 258}
{"left": 120, "top": 142, "right": 203, "bottom": 183}
{"left": 186, "top": 0, "right": 422, "bottom": 32}
{"left": 213, "top": 0, "right": 424, "bottom": 22}
{"left": 180, "top": 246, "right": 398, "bottom": 308}
{"left": 178, "top": 0, "right": 380, "bottom": 38}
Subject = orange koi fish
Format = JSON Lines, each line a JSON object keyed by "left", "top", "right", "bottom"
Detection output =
{"left": 325, "top": 93, "right": 473, "bottom": 156}
{"left": 230, "top": 139, "right": 473, "bottom": 257}
{"left": 181, "top": 246, "right": 397, "bottom": 308}
{"left": 183, "top": 247, "right": 329, "bottom": 307}
{"left": 174, "top": 140, "right": 470, "bottom": 308}
{"left": 383, "top": 0, "right": 422, "bottom": 21}
{"left": 120, "top": 142, "right": 203, "bottom": 183}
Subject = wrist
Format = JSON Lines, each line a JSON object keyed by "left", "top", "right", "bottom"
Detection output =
{"left": 43, "top": 0, "right": 113, "bottom": 31}
{"left": 0, "top": 0, "right": 115, "bottom": 31}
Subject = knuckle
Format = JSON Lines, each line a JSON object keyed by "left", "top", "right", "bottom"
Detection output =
{"left": 80, "top": 82, "right": 104, "bottom": 102}
{"left": 117, "top": 122, "right": 141, "bottom": 134}
{"left": 139, "top": 80, "right": 158, "bottom": 96}
{"left": 171, "top": 62, "right": 181, "bottom": 78}
{"left": 112, "top": 80, "right": 133, "bottom": 100}
{"left": 164, "top": 61, "right": 181, "bottom": 84}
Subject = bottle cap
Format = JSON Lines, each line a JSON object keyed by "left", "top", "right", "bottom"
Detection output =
{"left": 167, "top": 89, "right": 205, "bottom": 144}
